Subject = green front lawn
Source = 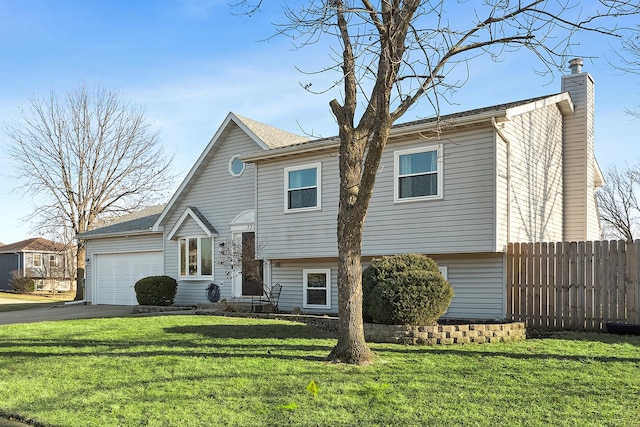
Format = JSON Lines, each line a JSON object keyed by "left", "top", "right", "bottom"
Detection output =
{"left": 0, "top": 291, "right": 74, "bottom": 313}
{"left": 0, "top": 316, "right": 638, "bottom": 426}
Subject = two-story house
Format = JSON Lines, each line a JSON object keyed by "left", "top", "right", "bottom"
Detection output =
{"left": 0, "top": 237, "right": 72, "bottom": 292}
{"left": 79, "top": 60, "right": 602, "bottom": 320}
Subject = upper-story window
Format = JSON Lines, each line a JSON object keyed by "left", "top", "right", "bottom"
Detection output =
{"left": 32, "top": 253, "right": 42, "bottom": 268}
{"left": 229, "top": 155, "right": 245, "bottom": 177}
{"left": 284, "top": 162, "right": 321, "bottom": 212}
{"left": 394, "top": 145, "right": 443, "bottom": 202}
{"left": 178, "top": 236, "right": 213, "bottom": 278}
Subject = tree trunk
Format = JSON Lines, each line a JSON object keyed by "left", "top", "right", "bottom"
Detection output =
{"left": 327, "top": 126, "right": 375, "bottom": 365}
{"left": 74, "top": 243, "right": 85, "bottom": 301}
{"left": 328, "top": 210, "right": 374, "bottom": 364}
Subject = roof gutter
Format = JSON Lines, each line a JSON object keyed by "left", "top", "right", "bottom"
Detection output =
{"left": 244, "top": 110, "right": 508, "bottom": 163}
{"left": 76, "top": 229, "right": 162, "bottom": 240}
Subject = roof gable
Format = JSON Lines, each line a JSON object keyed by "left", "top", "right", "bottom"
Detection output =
{"left": 167, "top": 206, "right": 218, "bottom": 240}
{"left": 154, "top": 112, "right": 307, "bottom": 230}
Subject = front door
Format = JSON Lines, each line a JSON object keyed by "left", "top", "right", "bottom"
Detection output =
{"left": 241, "top": 232, "right": 263, "bottom": 296}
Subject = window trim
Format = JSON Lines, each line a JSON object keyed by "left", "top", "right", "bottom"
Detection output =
{"left": 178, "top": 236, "right": 214, "bottom": 279}
{"left": 32, "top": 253, "right": 42, "bottom": 268}
{"left": 49, "top": 254, "right": 59, "bottom": 267}
{"left": 393, "top": 145, "right": 443, "bottom": 203}
{"left": 302, "top": 268, "right": 331, "bottom": 309}
{"left": 284, "top": 162, "right": 322, "bottom": 212}
{"left": 229, "top": 154, "right": 246, "bottom": 177}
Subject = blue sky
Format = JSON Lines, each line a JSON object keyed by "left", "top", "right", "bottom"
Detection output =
{"left": 1, "top": 0, "right": 639, "bottom": 244}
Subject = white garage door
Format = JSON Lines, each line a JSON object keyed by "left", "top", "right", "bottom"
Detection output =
{"left": 94, "top": 251, "right": 164, "bottom": 305}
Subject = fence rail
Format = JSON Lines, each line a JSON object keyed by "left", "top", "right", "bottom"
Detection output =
{"left": 506, "top": 240, "right": 639, "bottom": 330}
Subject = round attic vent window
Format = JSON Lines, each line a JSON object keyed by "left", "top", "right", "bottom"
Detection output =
{"left": 229, "top": 155, "right": 245, "bottom": 177}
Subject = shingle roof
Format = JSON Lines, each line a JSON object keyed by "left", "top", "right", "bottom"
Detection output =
{"left": 77, "top": 205, "right": 165, "bottom": 239}
{"left": 234, "top": 113, "right": 309, "bottom": 148}
{"left": 246, "top": 93, "right": 560, "bottom": 157}
{"left": 186, "top": 206, "right": 218, "bottom": 235}
{"left": 0, "top": 237, "right": 66, "bottom": 253}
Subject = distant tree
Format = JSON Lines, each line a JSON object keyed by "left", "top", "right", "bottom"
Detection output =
{"left": 5, "top": 84, "right": 174, "bottom": 300}
{"left": 596, "top": 164, "right": 640, "bottom": 241}
{"left": 235, "top": 0, "right": 640, "bottom": 364}
{"left": 611, "top": 25, "right": 640, "bottom": 118}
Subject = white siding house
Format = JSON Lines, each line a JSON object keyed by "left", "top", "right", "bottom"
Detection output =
{"left": 79, "top": 62, "right": 602, "bottom": 319}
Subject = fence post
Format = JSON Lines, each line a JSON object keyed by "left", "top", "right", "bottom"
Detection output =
{"left": 526, "top": 242, "right": 534, "bottom": 327}
{"left": 576, "top": 242, "right": 585, "bottom": 329}
{"left": 610, "top": 241, "right": 619, "bottom": 323}
{"left": 548, "top": 242, "right": 557, "bottom": 329}
{"left": 601, "top": 240, "right": 610, "bottom": 326}
{"left": 625, "top": 240, "right": 638, "bottom": 324}
{"left": 585, "top": 241, "right": 594, "bottom": 330}
{"left": 533, "top": 242, "right": 541, "bottom": 328}
{"left": 507, "top": 243, "right": 514, "bottom": 321}
{"left": 556, "top": 241, "right": 565, "bottom": 329}
{"left": 635, "top": 240, "right": 640, "bottom": 324}
{"left": 541, "top": 242, "right": 549, "bottom": 328}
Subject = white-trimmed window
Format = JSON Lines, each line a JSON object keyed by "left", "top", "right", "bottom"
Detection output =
{"left": 32, "top": 253, "right": 42, "bottom": 268}
{"left": 178, "top": 237, "right": 213, "bottom": 278}
{"left": 229, "top": 155, "right": 245, "bottom": 177}
{"left": 303, "top": 268, "right": 331, "bottom": 309}
{"left": 284, "top": 163, "right": 321, "bottom": 211}
{"left": 394, "top": 145, "right": 443, "bottom": 202}
{"left": 438, "top": 266, "right": 448, "bottom": 280}
{"left": 49, "top": 254, "right": 59, "bottom": 267}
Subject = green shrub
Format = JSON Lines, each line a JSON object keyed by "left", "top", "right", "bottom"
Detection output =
{"left": 363, "top": 254, "right": 453, "bottom": 325}
{"left": 134, "top": 275, "right": 178, "bottom": 306}
{"left": 9, "top": 271, "right": 35, "bottom": 294}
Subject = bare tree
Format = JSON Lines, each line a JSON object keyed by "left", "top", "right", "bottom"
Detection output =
{"left": 597, "top": 164, "right": 640, "bottom": 241}
{"left": 5, "top": 84, "right": 174, "bottom": 300}
{"left": 236, "top": 1, "right": 640, "bottom": 364}
{"left": 610, "top": 22, "right": 640, "bottom": 117}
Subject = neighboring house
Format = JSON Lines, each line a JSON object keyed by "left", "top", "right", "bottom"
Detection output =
{"left": 79, "top": 61, "right": 602, "bottom": 319}
{"left": 0, "top": 237, "right": 72, "bottom": 291}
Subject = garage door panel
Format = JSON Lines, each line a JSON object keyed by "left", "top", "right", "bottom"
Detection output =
{"left": 95, "top": 252, "right": 163, "bottom": 305}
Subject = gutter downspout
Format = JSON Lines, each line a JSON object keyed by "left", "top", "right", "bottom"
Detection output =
{"left": 492, "top": 117, "right": 512, "bottom": 244}
{"left": 492, "top": 117, "right": 512, "bottom": 321}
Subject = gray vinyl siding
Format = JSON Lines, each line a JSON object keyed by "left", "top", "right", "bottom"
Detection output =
{"left": 160, "top": 123, "right": 263, "bottom": 305}
{"left": 84, "top": 233, "right": 163, "bottom": 303}
{"left": 269, "top": 259, "right": 339, "bottom": 315}
{"left": 174, "top": 217, "right": 207, "bottom": 237}
{"left": 256, "top": 152, "right": 339, "bottom": 259}
{"left": 269, "top": 254, "right": 505, "bottom": 319}
{"left": 501, "top": 104, "right": 565, "bottom": 244}
{"left": 429, "top": 254, "right": 505, "bottom": 320}
{"left": 257, "top": 127, "right": 498, "bottom": 259}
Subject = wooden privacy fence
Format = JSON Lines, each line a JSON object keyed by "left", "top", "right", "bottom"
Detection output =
{"left": 506, "top": 240, "right": 639, "bottom": 330}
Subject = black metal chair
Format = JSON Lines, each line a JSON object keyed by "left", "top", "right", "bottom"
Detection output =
{"left": 253, "top": 282, "right": 282, "bottom": 313}
{"left": 267, "top": 283, "right": 282, "bottom": 312}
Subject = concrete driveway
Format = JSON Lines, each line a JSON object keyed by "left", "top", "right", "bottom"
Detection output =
{"left": 0, "top": 303, "right": 137, "bottom": 325}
